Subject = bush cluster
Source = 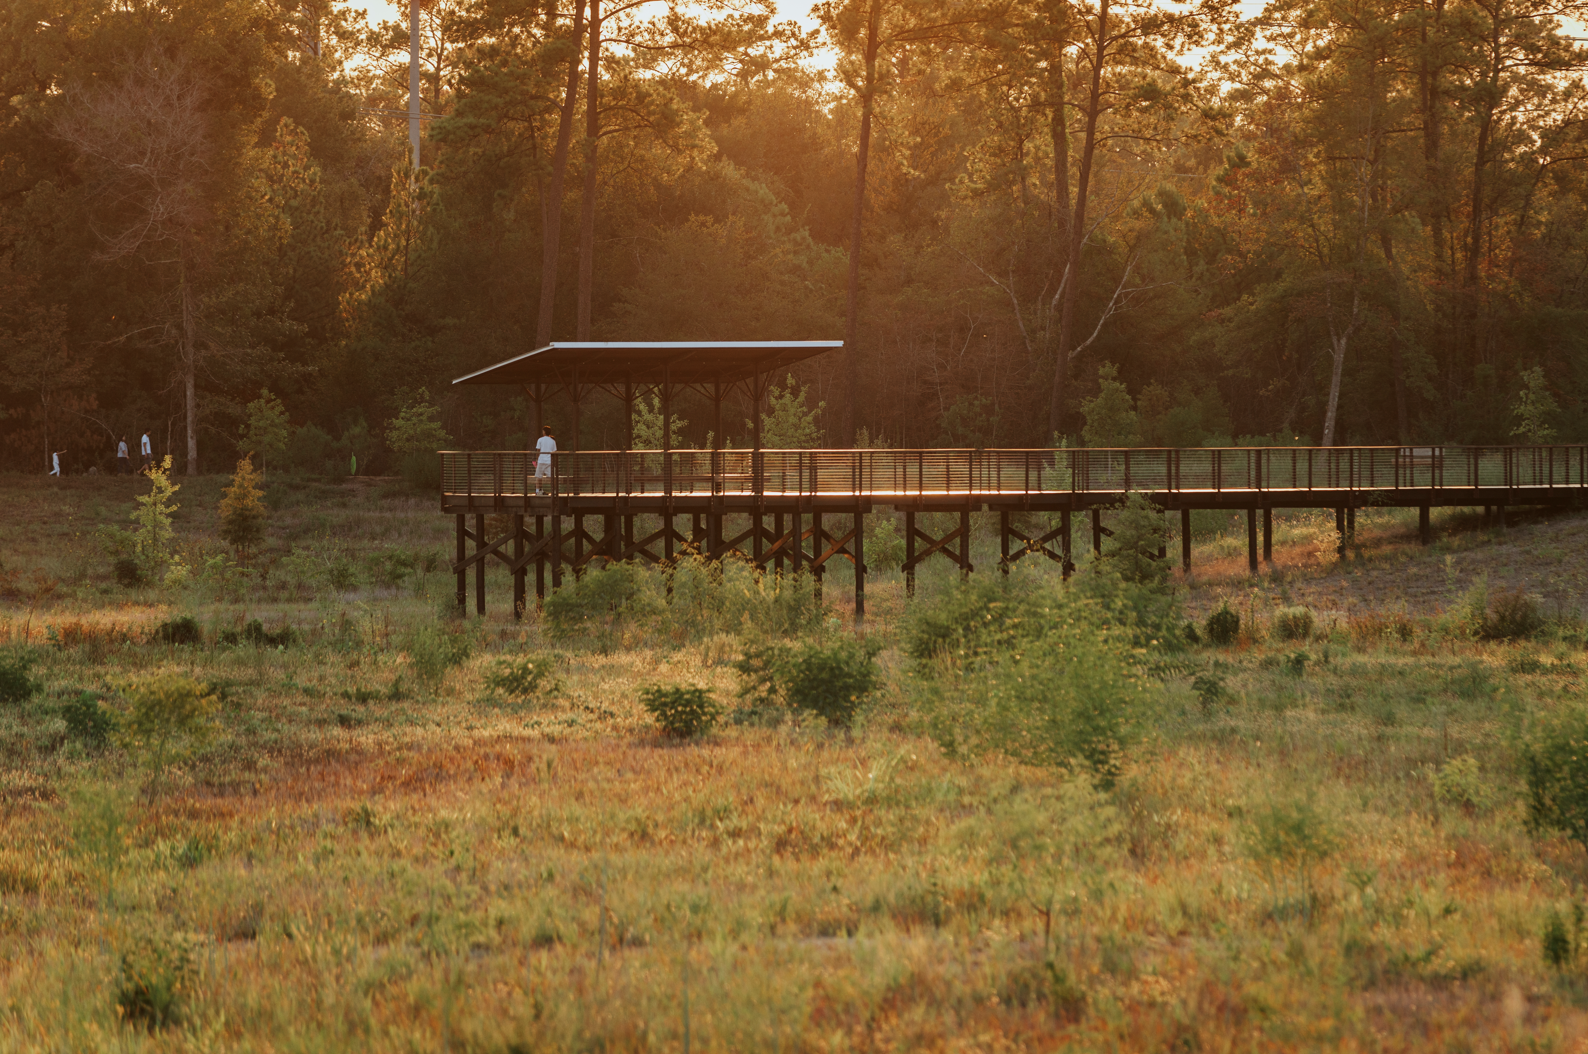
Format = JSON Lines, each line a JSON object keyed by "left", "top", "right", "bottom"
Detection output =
{"left": 1205, "top": 603, "right": 1240, "bottom": 646}
{"left": 735, "top": 636, "right": 882, "bottom": 728}
{"left": 484, "top": 656, "right": 563, "bottom": 702}
{"left": 0, "top": 649, "right": 40, "bottom": 704}
{"left": 1273, "top": 607, "right": 1314, "bottom": 641}
{"left": 640, "top": 684, "right": 721, "bottom": 738}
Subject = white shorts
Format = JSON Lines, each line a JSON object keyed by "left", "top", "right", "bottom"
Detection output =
{"left": 534, "top": 461, "right": 551, "bottom": 478}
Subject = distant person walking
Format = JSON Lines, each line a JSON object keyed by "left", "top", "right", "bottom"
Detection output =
{"left": 534, "top": 426, "right": 556, "bottom": 494}
{"left": 140, "top": 432, "right": 152, "bottom": 470}
{"left": 49, "top": 450, "right": 62, "bottom": 477}
{"left": 116, "top": 436, "right": 130, "bottom": 475}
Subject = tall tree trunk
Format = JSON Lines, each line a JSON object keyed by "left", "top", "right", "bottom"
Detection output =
{"left": 1379, "top": 228, "right": 1411, "bottom": 442}
{"left": 536, "top": 0, "right": 585, "bottom": 347}
{"left": 576, "top": 0, "right": 601, "bottom": 341}
{"left": 1321, "top": 289, "right": 1361, "bottom": 447}
{"left": 1049, "top": 53, "right": 1071, "bottom": 257}
{"left": 182, "top": 280, "right": 198, "bottom": 475}
{"left": 1048, "top": 0, "right": 1107, "bottom": 438}
{"left": 842, "top": 0, "right": 881, "bottom": 445}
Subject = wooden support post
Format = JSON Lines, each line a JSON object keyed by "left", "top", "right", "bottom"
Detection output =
{"left": 1158, "top": 510, "right": 1168, "bottom": 561}
{"left": 1061, "top": 509, "right": 1073, "bottom": 579}
{"left": 904, "top": 509, "right": 916, "bottom": 598}
{"left": 1180, "top": 507, "right": 1191, "bottom": 572}
{"left": 573, "top": 511, "right": 585, "bottom": 576}
{"left": 1246, "top": 507, "right": 1257, "bottom": 574}
{"left": 774, "top": 512, "right": 785, "bottom": 576}
{"left": 512, "top": 513, "right": 526, "bottom": 619}
{"left": 455, "top": 514, "right": 466, "bottom": 614}
{"left": 1262, "top": 507, "right": 1272, "bottom": 563}
{"left": 960, "top": 508, "right": 972, "bottom": 579}
{"left": 535, "top": 514, "right": 546, "bottom": 601}
{"left": 1091, "top": 508, "right": 1102, "bottom": 556}
{"left": 1346, "top": 506, "right": 1356, "bottom": 537}
{"left": 792, "top": 508, "right": 803, "bottom": 574}
{"left": 474, "top": 513, "right": 486, "bottom": 615}
{"left": 1419, "top": 504, "right": 1431, "bottom": 545}
{"left": 1336, "top": 507, "right": 1346, "bottom": 556}
{"left": 999, "top": 510, "right": 1010, "bottom": 576}
{"left": 550, "top": 510, "right": 563, "bottom": 589}
{"left": 753, "top": 509, "right": 763, "bottom": 567}
{"left": 854, "top": 509, "right": 865, "bottom": 627}
{"left": 664, "top": 511, "right": 674, "bottom": 564}
{"left": 812, "top": 510, "right": 824, "bottom": 604}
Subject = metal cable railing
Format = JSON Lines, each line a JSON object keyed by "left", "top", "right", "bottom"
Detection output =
{"left": 440, "top": 445, "right": 1588, "bottom": 503}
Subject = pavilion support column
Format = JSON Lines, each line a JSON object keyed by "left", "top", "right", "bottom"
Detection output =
{"left": 475, "top": 513, "right": 487, "bottom": 616}
{"left": 1061, "top": 509, "right": 1073, "bottom": 579}
{"left": 1180, "top": 508, "right": 1192, "bottom": 572}
{"left": 535, "top": 514, "right": 546, "bottom": 601}
{"left": 1091, "top": 508, "right": 1102, "bottom": 556}
{"left": 1262, "top": 507, "right": 1273, "bottom": 563}
{"left": 455, "top": 514, "right": 466, "bottom": 615}
{"left": 999, "top": 511, "right": 1010, "bottom": 577}
{"left": 1419, "top": 503, "right": 1431, "bottom": 545}
{"left": 1246, "top": 508, "right": 1257, "bottom": 575}
{"left": 904, "top": 510, "right": 916, "bottom": 598}
{"left": 513, "top": 513, "right": 526, "bottom": 620}
{"left": 853, "top": 509, "right": 865, "bottom": 628}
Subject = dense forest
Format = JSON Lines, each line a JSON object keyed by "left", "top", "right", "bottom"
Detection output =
{"left": 1, "top": 0, "right": 1586, "bottom": 475}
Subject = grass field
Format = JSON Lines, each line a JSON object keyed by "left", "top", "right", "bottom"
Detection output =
{"left": 2, "top": 473, "right": 1587, "bottom": 1052}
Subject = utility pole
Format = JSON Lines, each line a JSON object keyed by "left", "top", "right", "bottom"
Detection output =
{"left": 408, "top": 0, "right": 421, "bottom": 172}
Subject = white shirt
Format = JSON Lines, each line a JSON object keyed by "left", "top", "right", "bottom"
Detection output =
{"left": 117, "top": 441, "right": 128, "bottom": 458}
{"left": 140, "top": 434, "right": 151, "bottom": 455}
{"left": 535, "top": 435, "right": 557, "bottom": 464}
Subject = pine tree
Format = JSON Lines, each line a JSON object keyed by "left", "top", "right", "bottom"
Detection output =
{"left": 219, "top": 456, "right": 267, "bottom": 562}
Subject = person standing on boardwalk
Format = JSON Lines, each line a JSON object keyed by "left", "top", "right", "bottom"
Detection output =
{"left": 534, "top": 425, "right": 556, "bottom": 495}
{"left": 117, "top": 436, "right": 130, "bottom": 475}
{"left": 140, "top": 432, "right": 152, "bottom": 470}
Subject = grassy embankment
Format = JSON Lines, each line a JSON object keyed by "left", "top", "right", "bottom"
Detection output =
{"left": 0, "top": 473, "right": 1586, "bottom": 1051}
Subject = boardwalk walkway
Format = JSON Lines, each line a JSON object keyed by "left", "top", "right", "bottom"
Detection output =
{"left": 438, "top": 445, "right": 1588, "bottom": 619}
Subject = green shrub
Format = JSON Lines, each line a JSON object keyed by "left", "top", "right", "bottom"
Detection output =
{"left": 116, "top": 672, "right": 216, "bottom": 777}
{"left": 113, "top": 556, "right": 145, "bottom": 587}
{"left": 543, "top": 562, "right": 662, "bottom": 647}
{"left": 639, "top": 684, "right": 722, "bottom": 738}
{"left": 1205, "top": 603, "right": 1240, "bottom": 646}
{"left": 664, "top": 557, "right": 824, "bottom": 642}
{"left": 152, "top": 615, "right": 203, "bottom": 646}
{"left": 1242, "top": 798, "right": 1337, "bottom": 922}
{"left": 0, "top": 650, "right": 40, "bottom": 703}
{"left": 1483, "top": 588, "right": 1542, "bottom": 640}
{"left": 1274, "top": 606, "right": 1314, "bottom": 642}
{"left": 1100, "top": 492, "right": 1169, "bottom": 588}
{"left": 903, "top": 573, "right": 1045, "bottom": 668}
{"left": 918, "top": 590, "right": 1142, "bottom": 785}
{"left": 1523, "top": 705, "right": 1588, "bottom": 851}
{"left": 734, "top": 636, "right": 882, "bottom": 728}
{"left": 405, "top": 624, "right": 473, "bottom": 686}
{"left": 1433, "top": 755, "right": 1494, "bottom": 813}
{"left": 63, "top": 692, "right": 116, "bottom": 747}
{"left": 116, "top": 930, "right": 199, "bottom": 1030}
{"left": 237, "top": 619, "right": 296, "bottom": 648}
{"left": 867, "top": 518, "right": 906, "bottom": 573}
{"left": 484, "top": 656, "right": 563, "bottom": 702}
{"left": 1191, "top": 672, "right": 1225, "bottom": 712}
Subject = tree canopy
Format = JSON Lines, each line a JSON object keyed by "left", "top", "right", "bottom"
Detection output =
{"left": 1, "top": 0, "right": 1584, "bottom": 474}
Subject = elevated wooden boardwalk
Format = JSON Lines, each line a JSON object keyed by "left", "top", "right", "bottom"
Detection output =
{"left": 439, "top": 445, "right": 1588, "bottom": 620}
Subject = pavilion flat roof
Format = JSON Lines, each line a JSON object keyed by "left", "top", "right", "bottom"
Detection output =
{"left": 452, "top": 341, "right": 843, "bottom": 388}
